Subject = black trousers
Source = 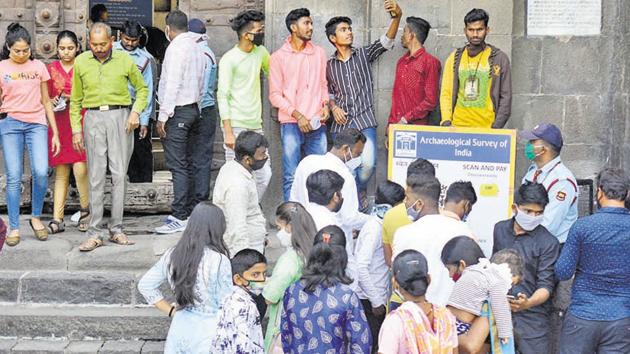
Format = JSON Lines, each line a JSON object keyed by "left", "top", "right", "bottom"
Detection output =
{"left": 127, "top": 120, "right": 153, "bottom": 183}
{"left": 361, "top": 299, "right": 386, "bottom": 353}
{"left": 163, "top": 104, "right": 216, "bottom": 220}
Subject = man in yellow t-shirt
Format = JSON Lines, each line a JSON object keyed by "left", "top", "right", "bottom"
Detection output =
{"left": 382, "top": 158, "right": 435, "bottom": 311}
{"left": 439, "top": 8, "right": 511, "bottom": 129}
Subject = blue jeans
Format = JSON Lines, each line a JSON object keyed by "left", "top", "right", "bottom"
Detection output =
{"left": 281, "top": 123, "right": 327, "bottom": 201}
{"left": 0, "top": 117, "right": 49, "bottom": 229}
{"left": 332, "top": 126, "right": 377, "bottom": 194}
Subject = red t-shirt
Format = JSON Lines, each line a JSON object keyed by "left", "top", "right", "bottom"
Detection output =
{"left": 0, "top": 59, "right": 50, "bottom": 125}
{"left": 388, "top": 48, "right": 441, "bottom": 124}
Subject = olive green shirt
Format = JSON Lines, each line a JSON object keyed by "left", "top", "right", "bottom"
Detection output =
{"left": 70, "top": 49, "right": 148, "bottom": 133}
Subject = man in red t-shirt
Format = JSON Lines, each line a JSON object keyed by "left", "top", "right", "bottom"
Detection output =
{"left": 388, "top": 17, "right": 441, "bottom": 132}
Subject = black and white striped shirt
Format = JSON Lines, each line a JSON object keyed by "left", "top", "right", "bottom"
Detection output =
{"left": 327, "top": 35, "right": 394, "bottom": 133}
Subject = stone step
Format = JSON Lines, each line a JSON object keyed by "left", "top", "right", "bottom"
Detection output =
{"left": 0, "top": 304, "right": 170, "bottom": 341}
{"left": 0, "top": 271, "right": 173, "bottom": 306}
{"left": 0, "top": 338, "right": 165, "bottom": 353}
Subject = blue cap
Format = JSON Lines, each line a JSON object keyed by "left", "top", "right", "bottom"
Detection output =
{"left": 188, "top": 18, "right": 206, "bottom": 34}
{"left": 520, "top": 123, "right": 563, "bottom": 151}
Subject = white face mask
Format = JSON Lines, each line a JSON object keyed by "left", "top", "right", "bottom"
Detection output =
{"left": 345, "top": 149, "right": 362, "bottom": 171}
{"left": 514, "top": 208, "right": 544, "bottom": 231}
{"left": 277, "top": 229, "right": 292, "bottom": 248}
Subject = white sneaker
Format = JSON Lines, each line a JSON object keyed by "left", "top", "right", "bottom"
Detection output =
{"left": 154, "top": 217, "right": 187, "bottom": 234}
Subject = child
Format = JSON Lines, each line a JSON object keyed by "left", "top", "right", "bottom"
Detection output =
{"left": 441, "top": 236, "right": 523, "bottom": 350}
{"left": 212, "top": 249, "right": 267, "bottom": 354}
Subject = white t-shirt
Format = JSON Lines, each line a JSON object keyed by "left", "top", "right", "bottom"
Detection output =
{"left": 392, "top": 214, "right": 474, "bottom": 306}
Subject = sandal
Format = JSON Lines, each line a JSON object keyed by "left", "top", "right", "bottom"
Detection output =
{"left": 47, "top": 219, "right": 66, "bottom": 234}
{"left": 29, "top": 219, "right": 48, "bottom": 241}
{"left": 5, "top": 231, "right": 20, "bottom": 247}
{"left": 79, "top": 237, "right": 103, "bottom": 252}
{"left": 78, "top": 208, "right": 90, "bottom": 232}
{"left": 109, "top": 232, "right": 135, "bottom": 246}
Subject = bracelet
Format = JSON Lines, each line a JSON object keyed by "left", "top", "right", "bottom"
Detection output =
{"left": 168, "top": 306, "right": 175, "bottom": 317}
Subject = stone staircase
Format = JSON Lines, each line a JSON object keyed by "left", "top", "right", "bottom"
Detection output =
{"left": 0, "top": 215, "right": 283, "bottom": 353}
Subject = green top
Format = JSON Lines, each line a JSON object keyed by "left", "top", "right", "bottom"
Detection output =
{"left": 70, "top": 50, "right": 148, "bottom": 133}
{"left": 217, "top": 45, "right": 270, "bottom": 129}
{"left": 262, "top": 248, "right": 304, "bottom": 350}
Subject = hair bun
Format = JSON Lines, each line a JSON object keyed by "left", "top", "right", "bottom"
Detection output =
{"left": 7, "top": 23, "right": 21, "bottom": 32}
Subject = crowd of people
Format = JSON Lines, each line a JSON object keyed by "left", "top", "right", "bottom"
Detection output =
{"left": 0, "top": 2, "right": 628, "bottom": 354}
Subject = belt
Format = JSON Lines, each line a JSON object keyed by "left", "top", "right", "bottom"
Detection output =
{"left": 0, "top": 112, "right": 7, "bottom": 120}
{"left": 85, "top": 105, "right": 130, "bottom": 111}
{"left": 176, "top": 103, "right": 198, "bottom": 109}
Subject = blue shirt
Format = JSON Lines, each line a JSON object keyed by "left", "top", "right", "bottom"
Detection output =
{"left": 522, "top": 156, "right": 578, "bottom": 243}
{"left": 197, "top": 38, "right": 217, "bottom": 109}
{"left": 555, "top": 207, "right": 630, "bottom": 321}
{"left": 281, "top": 281, "right": 372, "bottom": 353}
{"left": 113, "top": 42, "right": 155, "bottom": 126}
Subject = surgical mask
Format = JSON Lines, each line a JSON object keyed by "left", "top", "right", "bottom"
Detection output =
{"left": 452, "top": 272, "right": 463, "bottom": 282}
{"left": 514, "top": 208, "right": 544, "bottom": 231}
{"left": 251, "top": 32, "right": 265, "bottom": 46}
{"left": 164, "top": 26, "right": 171, "bottom": 42}
{"left": 251, "top": 157, "right": 268, "bottom": 171}
{"left": 246, "top": 280, "right": 266, "bottom": 296}
{"left": 406, "top": 200, "right": 421, "bottom": 221}
{"left": 344, "top": 149, "right": 362, "bottom": 171}
{"left": 524, "top": 143, "right": 543, "bottom": 161}
{"left": 371, "top": 204, "right": 391, "bottom": 219}
{"left": 277, "top": 229, "right": 292, "bottom": 248}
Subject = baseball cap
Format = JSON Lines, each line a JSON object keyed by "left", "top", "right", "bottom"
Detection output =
{"left": 392, "top": 249, "right": 429, "bottom": 297}
{"left": 188, "top": 18, "right": 206, "bottom": 34}
{"left": 520, "top": 123, "right": 563, "bottom": 151}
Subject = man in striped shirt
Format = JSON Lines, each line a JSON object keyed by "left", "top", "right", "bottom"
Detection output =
{"left": 325, "top": 0, "right": 402, "bottom": 210}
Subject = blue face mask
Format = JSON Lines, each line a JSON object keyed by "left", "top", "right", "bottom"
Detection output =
{"left": 406, "top": 200, "right": 422, "bottom": 221}
{"left": 371, "top": 204, "right": 392, "bottom": 219}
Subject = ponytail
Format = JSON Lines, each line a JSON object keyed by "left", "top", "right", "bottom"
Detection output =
{"left": 1, "top": 23, "right": 33, "bottom": 60}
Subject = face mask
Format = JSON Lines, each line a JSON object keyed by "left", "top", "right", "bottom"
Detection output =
{"left": 332, "top": 197, "right": 344, "bottom": 213}
{"left": 524, "top": 143, "right": 543, "bottom": 161}
{"left": 452, "top": 272, "right": 463, "bottom": 282}
{"left": 251, "top": 32, "right": 265, "bottom": 46}
{"left": 371, "top": 204, "right": 391, "bottom": 219}
{"left": 164, "top": 26, "right": 171, "bottom": 42}
{"left": 251, "top": 157, "right": 268, "bottom": 171}
{"left": 514, "top": 208, "right": 544, "bottom": 231}
{"left": 277, "top": 229, "right": 292, "bottom": 248}
{"left": 246, "top": 280, "right": 266, "bottom": 296}
{"left": 406, "top": 200, "right": 421, "bottom": 221}
{"left": 344, "top": 149, "right": 362, "bottom": 171}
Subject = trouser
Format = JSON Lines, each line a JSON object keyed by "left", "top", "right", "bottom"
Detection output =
{"left": 361, "top": 299, "right": 386, "bottom": 353}
{"left": 332, "top": 126, "right": 377, "bottom": 195}
{"left": 0, "top": 117, "right": 48, "bottom": 230}
{"left": 280, "top": 123, "right": 327, "bottom": 201}
{"left": 186, "top": 105, "right": 216, "bottom": 212}
{"left": 223, "top": 126, "right": 271, "bottom": 202}
{"left": 163, "top": 103, "right": 214, "bottom": 220}
{"left": 513, "top": 310, "right": 551, "bottom": 354}
{"left": 559, "top": 313, "right": 630, "bottom": 354}
{"left": 127, "top": 120, "right": 153, "bottom": 183}
{"left": 84, "top": 108, "right": 133, "bottom": 239}
{"left": 52, "top": 162, "right": 89, "bottom": 220}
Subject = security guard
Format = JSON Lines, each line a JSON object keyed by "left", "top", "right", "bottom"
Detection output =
{"left": 521, "top": 123, "right": 578, "bottom": 244}
{"left": 113, "top": 20, "right": 156, "bottom": 183}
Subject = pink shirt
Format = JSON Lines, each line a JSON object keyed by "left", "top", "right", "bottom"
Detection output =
{"left": 0, "top": 59, "right": 49, "bottom": 125}
{"left": 269, "top": 37, "right": 328, "bottom": 124}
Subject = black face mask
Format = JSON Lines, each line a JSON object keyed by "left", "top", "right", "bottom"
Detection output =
{"left": 251, "top": 32, "right": 265, "bottom": 46}
{"left": 332, "top": 197, "right": 344, "bottom": 213}
{"left": 251, "top": 157, "right": 267, "bottom": 171}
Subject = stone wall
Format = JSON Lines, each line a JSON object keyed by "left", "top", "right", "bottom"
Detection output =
{"left": 262, "top": 0, "right": 629, "bottom": 216}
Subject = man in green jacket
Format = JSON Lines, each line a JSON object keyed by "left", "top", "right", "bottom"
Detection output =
{"left": 70, "top": 22, "right": 148, "bottom": 251}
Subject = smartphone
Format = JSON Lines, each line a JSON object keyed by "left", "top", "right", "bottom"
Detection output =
{"left": 506, "top": 295, "right": 516, "bottom": 300}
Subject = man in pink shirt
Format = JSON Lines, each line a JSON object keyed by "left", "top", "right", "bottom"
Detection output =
{"left": 269, "top": 8, "right": 329, "bottom": 201}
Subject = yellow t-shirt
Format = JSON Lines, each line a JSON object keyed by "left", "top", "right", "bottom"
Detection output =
{"left": 382, "top": 203, "right": 412, "bottom": 305}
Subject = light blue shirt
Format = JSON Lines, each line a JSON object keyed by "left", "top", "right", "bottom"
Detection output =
{"left": 197, "top": 38, "right": 217, "bottom": 109}
{"left": 113, "top": 41, "right": 154, "bottom": 126}
{"left": 522, "top": 156, "right": 578, "bottom": 243}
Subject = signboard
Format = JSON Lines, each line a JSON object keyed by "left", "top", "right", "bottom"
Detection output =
{"left": 388, "top": 125, "right": 517, "bottom": 256}
{"left": 89, "top": 0, "right": 153, "bottom": 28}
{"left": 527, "top": 0, "right": 601, "bottom": 36}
